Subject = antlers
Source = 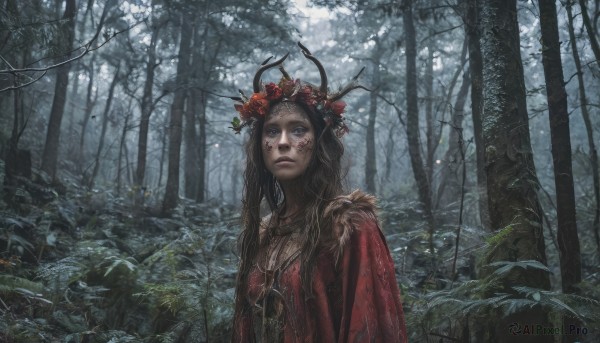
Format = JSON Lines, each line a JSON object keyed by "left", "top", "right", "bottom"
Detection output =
{"left": 253, "top": 52, "right": 290, "bottom": 93}
{"left": 328, "top": 66, "right": 370, "bottom": 102}
{"left": 298, "top": 42, "right": 328, "bottom": 94}
{"left": 252, "top": 43, "right": 368, "bottom": 100}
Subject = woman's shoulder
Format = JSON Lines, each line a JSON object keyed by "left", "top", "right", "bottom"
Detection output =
{"left": 323, "top": 190, "right": 380, "bottom": 258}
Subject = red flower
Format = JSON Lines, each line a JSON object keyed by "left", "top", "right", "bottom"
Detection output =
{"left": 297, "top": 85, "right": 317, "bottom": 107}
{"left": 329, "top": 100, "right": 346, "bottom": 117}
{"left": 265, "top": 83, "right": 283, "bottom": 101}
{"left": 248, "top": 93, "right": 269, "bottom": 118}
{"left": 279, "top": 79, "right": 297, "bottom": 97}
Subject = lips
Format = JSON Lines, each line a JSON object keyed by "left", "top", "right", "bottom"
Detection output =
{"left": 275, "top": 157, "right": 294, "bottom": 163}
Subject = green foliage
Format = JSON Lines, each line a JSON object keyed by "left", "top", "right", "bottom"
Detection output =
{"left": 410, "top": 260, "right": 600, "bottom": 341}
{"left": 0, "top": 274, "right": 47, "bottom": 300}
{"left": 1, "top": 173, "right": 240, "bottom": 341}
{"left": 137, "top": 283, "right": 185, "bottom": 315}
{"left": 485, "top": 225, "right": 514, "bottom": 247}
{"left": 488, "top": 259, "right": 551, "bottom": 277}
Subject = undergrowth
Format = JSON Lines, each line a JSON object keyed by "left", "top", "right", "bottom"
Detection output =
{"left": 1, "top": 167, "right": 599, "bottom": 342}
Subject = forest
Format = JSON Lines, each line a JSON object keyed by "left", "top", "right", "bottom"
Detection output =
{"left": 1, "top": 0, "right": 600, "bottom": 342}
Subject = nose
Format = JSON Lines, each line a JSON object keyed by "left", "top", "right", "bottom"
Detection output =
{"left": 277, "top": 131, "right": 291, "bottom": 150}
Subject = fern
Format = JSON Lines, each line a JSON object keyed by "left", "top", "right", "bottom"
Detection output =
{"left": 489, "top": 260, "right": 552, "bottom": 276}
{"left": 103, "top": 256, "right": 137, "bottom": 277}
{"left": 511, "top": 285, "right": 600, "bottom": 321}
{"left": 416, "top": 260, "right": 600, "bottom": 342}
{"left": 0, "top": 275, "right": 52, "bottom": 305}
{"left": 0, "top": 275, "right": 45, "bottom": 294}
{"left": 37, "top": 256, "right": 87, "bottom": 285}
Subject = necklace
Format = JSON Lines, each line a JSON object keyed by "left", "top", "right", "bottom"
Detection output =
{"left": 256, "top": 223, "right": 302, "bottom": 342}
{"left": 277, "top": 209, "right": 300, "bottom": 226}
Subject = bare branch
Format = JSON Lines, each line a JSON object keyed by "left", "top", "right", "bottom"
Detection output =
{"left": 377, "top": 93, "right": 407, "bottom": 127}
{"left": 0, "top": 0, "right": 143, "bottom": 92}
{"left": 0, "top": 71, "right": 47, "bottom": 92}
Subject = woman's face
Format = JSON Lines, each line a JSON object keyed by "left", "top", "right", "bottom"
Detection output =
{"left": 262, "top": 102, "right": 315, "bottom": 182}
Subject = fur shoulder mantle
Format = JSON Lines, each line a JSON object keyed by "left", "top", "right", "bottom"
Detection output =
{"left": 323, "top": 189, "right": 379, "bottom": 263}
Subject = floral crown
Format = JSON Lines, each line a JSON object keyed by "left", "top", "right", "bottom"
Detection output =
{"left": 230, "top": 42, "right": 368, "bottom": 137}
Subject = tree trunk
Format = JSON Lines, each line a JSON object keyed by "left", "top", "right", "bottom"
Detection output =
{"left": 79, "top": 56, "right": 96, "bottom": 175}
{"left": 578, "top": 0, "right": 600, "bottom": 65}
{"left": 184, "top": 87, "right": 199, "bottom": 199}
{"left": 65, "top": 60, "right": 81, "bottom": 161}
{"left": 40, "top": 0, "right": 77, "bottom": 180}
{"left": 88, "top": 64, "right": 120, "bottom": 190}
{"left": 464, "top": 0, "right": 490, "bottom": 229}
{"left": 124, "top": 139, "right": 132, "bottom": 186}
{"left": 162, "top": 13, "right": 194, "bottom": 213}
{"left": 4, "top": 3, "right": 32, "bottom": 187}
{"left": 567, "top": 0, "right": 600, "bottom": 252}
{"left": 481, "top": 0, "right": 549, "bottom": 267}
{"left": 5, "top": 75, "right": 30, "bottom": 182}
{"left": 191, "top": 5, "right": 213, "bottom": 204}
{"left": 539, "top": 0, "right": 581, "bottom": 295}
{"left": 196, "top": 91, "right": 207, "bottom": 203}
{"left": 158, "top": 116, "right": 168, "bottom": 190}
{"left": 116, "top": 111, "right": 130, "bottom": 195}
{"left": 135, "top": 17, "right": 160, "bottom": 187}
{"left": 480, "top": 0, "right": 551, "bottom": 340}
{"left": 183, "top": 21, "right": 200, "bottom": 200}
{"left": 436, "top": 39, "right": 469, "bottom": 210}
{"left": 425, "top": 35, "right": 435, "bottom": 186}
{"left": 594, "top": 0, "right": 599, "bottom": 35}
{"left": 383, "top": 123, "right": 396, "bottom": 182}
{"left": 437, "top": 74, "right": 470, "bottom": 212}
{"left": 365, "top": 55, "right": 379, "bottom": 194}
{"left": 403, "top": 0, "right": 436, "bottom": 263}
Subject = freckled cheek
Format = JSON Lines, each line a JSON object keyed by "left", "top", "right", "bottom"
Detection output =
{"left": 294, "top": 138, "right": 314, "bottom": 153}
{"left": 263, "top": 139, "right": 274, "bottom": 152}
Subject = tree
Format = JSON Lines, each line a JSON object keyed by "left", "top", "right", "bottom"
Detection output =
{"left": 480, "top": 0, "right": 550, "bottom": 340}
{"left": 162, "top": 9, "right": 194, "bottom": 213}
{"left": 566, "top": 0, "right": 600, "bottom": 252}
{"left": 3, "top": 0, "right": 34, "bottom": 185}
{"left": 403, "top": 0, "right": 436, "bottom": 263}
{"left": 578, "top": 0, "right": 600, "bottom": 65}
{"left": 78, "top": 54, "right": 98, "bottom": 174}
{"left": 365, "top": 42, "right": 382, "bottom": 194}
{"left": 462, "top": 0, "right": 490, "bottom": 228}
{"left": 40, "top": 0, "right": 77, "bottom": 180}
{"left": 184, "top": 84, "right": 200, "bottom": 200}
{"left": 88, "top": 62, "right": 121, "bottom": 190}
{"left": 538, "top": 0, "right": 581, "bottom": 295}
{"left": 436, "top": 40, "right": 470, "bottom": 211}
{"left": 135, "top": 0, "right": 163, "bottom": 189}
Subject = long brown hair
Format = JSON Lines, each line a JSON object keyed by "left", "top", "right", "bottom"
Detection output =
{"left": 233, "top": 101, "right": 345, "bottom": 318}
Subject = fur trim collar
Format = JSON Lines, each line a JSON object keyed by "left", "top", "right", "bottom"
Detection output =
{"left": 323, "top": 190, "right": 378, "bottom": 265}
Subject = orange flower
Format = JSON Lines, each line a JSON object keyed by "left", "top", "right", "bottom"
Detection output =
{"left": 234, "top": 103, "right": 250, "bottom": 120}
{"left": 248, "top": 93, "right": 269, "bottom": 117}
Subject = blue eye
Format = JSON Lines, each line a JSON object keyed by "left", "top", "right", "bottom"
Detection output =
{"left": 292, "top": 127, "right": 308, "bottom": 135}
{"left": 265, "top": 128, "right": 279, "bottom": 137}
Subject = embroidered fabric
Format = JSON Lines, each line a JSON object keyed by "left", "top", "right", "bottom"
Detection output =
{"left": 249, "top": 219, "right": 304, "bottom": 343}
{"left": 233, "top": 191, "right": 408, "bottom": 343}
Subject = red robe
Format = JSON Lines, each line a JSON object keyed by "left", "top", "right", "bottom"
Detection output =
{"left": 232, "top": 191, "right": 407, "bottom": 343}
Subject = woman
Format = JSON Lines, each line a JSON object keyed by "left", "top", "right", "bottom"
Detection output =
{"left": 231, "top": 43, "right": 407, "bottom": 343}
